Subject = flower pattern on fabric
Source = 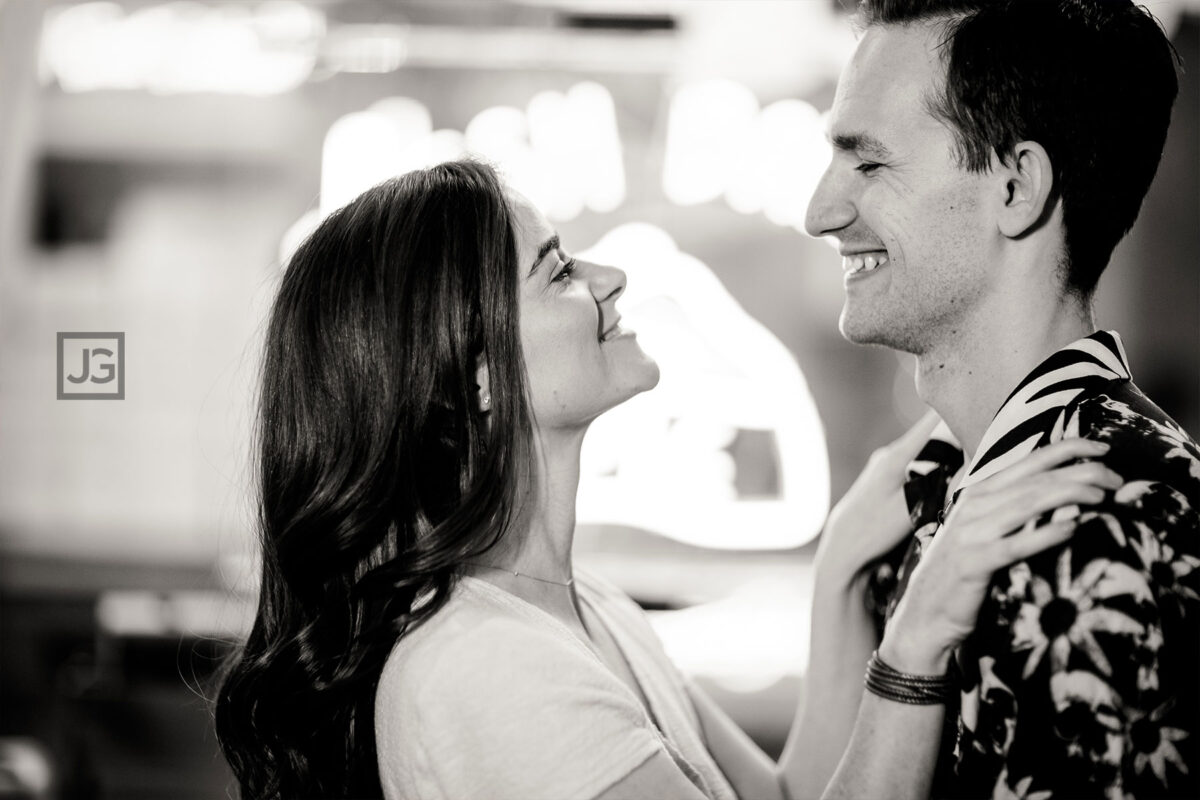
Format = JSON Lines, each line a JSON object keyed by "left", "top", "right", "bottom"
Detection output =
{"left": 1127, "top": 701, "right": 1190, "bottom": 787}
{"left": 866, "top": 332, "right": 1200, "bottom": 799}
{"left": 994, "top": 769, "right": 1053, "bottom": 800}
{"left": 1010, "top": 551, "right": 1148, "bottom": 679}
{"left": 1048, "top": 670, "right": 1126, "bottom": 779}
{"left": 961, "top": 656, "right": 1018, "bottom": 762}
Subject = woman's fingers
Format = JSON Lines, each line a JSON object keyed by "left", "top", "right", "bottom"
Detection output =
{"left": 972, "top": 459, "right": 1122, "bottom": 512}
{"left": 950, "top": 462, "right": 1122, "bottom": 536}
{"left": 985, "top": 520, "right": 1076, "bottom": 568}
{"left": 817, "top": 412, "right": 946, "bottom": 580}
{"left": 1039, "top": 460, "right": 1124, "bottom": 490}
{"left": 877, "top": 411, "right": 942, "bottom": 469}
{"left": 889, "top": 439, "right": 1121, "bottom": 667}
{"left": 978, "top": 437, "right": 1110, "bottom": 490}
{"left": 895, "top": 410, "right": 943, "bottom": 457}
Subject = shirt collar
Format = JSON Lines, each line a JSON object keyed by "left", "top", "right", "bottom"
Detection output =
{"left": 904, "top": 331, "right": 1131, "bottom": 503}
{"left": 952, "top": 330, "right": 1131, "bottom": 493}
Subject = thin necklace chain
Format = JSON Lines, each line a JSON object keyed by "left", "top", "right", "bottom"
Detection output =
{"left": 464, "top": 562, "right": 575, "bottom": 588}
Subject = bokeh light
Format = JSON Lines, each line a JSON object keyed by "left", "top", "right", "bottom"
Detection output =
{"left": 578, "top": 223, "right": 830, "bottom": 550}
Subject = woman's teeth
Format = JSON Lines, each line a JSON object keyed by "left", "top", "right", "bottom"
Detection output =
{"left": 843, "top": 253, "right": 889, "bottom": 274}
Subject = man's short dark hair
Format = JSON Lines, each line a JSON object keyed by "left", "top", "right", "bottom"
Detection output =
{"left": 859, "top": 0, "right": 1180, "bottom": 297}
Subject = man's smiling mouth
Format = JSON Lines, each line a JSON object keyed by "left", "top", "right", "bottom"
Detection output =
{"left": 842, "top": 252, "right": 889, "bottom": 275}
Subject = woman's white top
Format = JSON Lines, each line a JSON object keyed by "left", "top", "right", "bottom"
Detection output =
{"left": 374, "top": 569, "right": 738, "bottom": 800}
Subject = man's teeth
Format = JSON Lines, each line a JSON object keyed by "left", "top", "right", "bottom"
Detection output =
{"left": 843, "top": 253, "right": 889, "bottom": 274}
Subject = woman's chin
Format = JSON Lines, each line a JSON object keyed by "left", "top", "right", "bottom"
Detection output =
{"left": 642, "top": 361, "right": 662, "bottom": 392}
{"left": 624, "top": 358, "right": 661, "bottom": 397}
{"left": 583, "top": 365, "right": 660, "bottom": 422}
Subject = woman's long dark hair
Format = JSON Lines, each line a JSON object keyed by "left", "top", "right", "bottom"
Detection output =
{"left": 215, "top": 161, "right": 534, "bottom": 798}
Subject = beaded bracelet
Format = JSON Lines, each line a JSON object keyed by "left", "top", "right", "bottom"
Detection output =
{"left": 864, "top": 650, "right": 954, "bottom": 705}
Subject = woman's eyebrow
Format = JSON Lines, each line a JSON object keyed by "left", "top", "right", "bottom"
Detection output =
{"left": 529, "top": 234, "right": 560, "bottom": 276}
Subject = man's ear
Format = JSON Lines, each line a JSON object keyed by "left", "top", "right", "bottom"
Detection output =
{"left": 997, "top": 141, "right": 1055, "bottom": 239}
{"left": 475, "top": 355, "right": 491, "bottom": 413}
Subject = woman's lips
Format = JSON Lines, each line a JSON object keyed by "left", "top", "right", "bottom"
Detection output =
{"left": 600, "top": 323, "right": 634, "bottom": 343}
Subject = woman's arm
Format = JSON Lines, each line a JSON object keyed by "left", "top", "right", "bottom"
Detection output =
{"left": 592, "top": 751, "right": 712, "bottom": 800}
{"left": 817, "top": 440, "right": 1116, "bottom": 800}
{"left": 819, "top": 693, "right": 946, "bottom": 800}
{"left": 680, "top": 566, "right": 882, "bottom": 800}
{"left": 679, "top": 415, "right": 940, "bottom": 800}
{"left": 679, "top": 437, "right": 1118, "bottom": 800}
{"left": 781, "top": 413, "right": 941, "bottom": 797}
{"left": 778, "top": 569, "right": 879, "bottom": 800}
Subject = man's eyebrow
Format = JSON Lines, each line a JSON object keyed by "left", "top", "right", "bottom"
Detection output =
{"left": 830, "top": 132, "right": 893, "bottom": 161}
{"left": 529, "top": 234, "right": 560, "bottom": 275}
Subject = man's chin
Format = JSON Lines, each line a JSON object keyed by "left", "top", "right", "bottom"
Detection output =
{"left": 838, "top": 311, "right": 887, "bottom": 347}
{"left": 839, "top": 314, "right": 925, "bottom": 356}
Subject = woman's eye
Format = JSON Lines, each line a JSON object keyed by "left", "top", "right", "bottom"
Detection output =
{"left": 856, "top": 161, "right": 883, "bottom": 175}
{"left": 552, "top": 258, "right": 577, "bottom": 283}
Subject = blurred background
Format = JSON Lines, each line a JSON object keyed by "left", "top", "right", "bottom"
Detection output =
{"left": 0, "top": 0, "right": 1196, "bottom": 797}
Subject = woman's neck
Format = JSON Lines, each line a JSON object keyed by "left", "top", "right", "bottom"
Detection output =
{"left": 465, "top": 425, "right": 587, "bottom": 626}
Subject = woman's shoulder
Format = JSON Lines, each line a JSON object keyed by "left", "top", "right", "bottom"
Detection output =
{"left": 575, "top": 565, "right": 626, "bottom": 600}
{"left": 574, "top": 567, "right": 668, "bottom": 651}
{"left": 575, "top": 566, "right": 645, "bottom": 617}
{"left": 381, "top": 578, "right": 547, "bottom": 671}
{"left": 376, "top": 576, "right": 617, "bottom": 714}
{"left": 374, "top": 575, "right": 664, "bottom": 800}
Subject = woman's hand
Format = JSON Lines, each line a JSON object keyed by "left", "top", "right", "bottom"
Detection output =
{"left": 816, "top": 412, "right": 942, "bottom": 587}
{"left": 880, "top": 438, "right": 1119, "bottom": 674}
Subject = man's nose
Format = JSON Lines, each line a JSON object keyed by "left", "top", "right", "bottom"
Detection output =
{"left": 804, "top": 166, "right": 856, "bottom": 239}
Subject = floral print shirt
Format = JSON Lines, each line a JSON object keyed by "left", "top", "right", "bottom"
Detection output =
{"left": 867, "top": 331, "right": 1200, "bottom": 799}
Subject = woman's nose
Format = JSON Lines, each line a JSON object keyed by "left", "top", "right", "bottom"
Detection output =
{"left": 588, "top": 262, "right": 626, "bottom": 304}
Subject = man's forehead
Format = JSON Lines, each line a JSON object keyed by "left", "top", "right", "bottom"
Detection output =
{"left": 829, "top": 23, "right": 947, "bottom": 141}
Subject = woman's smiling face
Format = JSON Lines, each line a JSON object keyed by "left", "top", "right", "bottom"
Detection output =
{"left": 508, "top": 190, "right": 659, "bottom": 431}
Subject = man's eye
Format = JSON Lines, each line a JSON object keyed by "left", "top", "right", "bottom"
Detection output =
{"left": 856, "top": 162, "right": 883, "bottom": 175}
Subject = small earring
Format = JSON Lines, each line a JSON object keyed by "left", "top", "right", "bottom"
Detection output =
{"left": 481, "top": 393, "right": 491, "bottom": 409}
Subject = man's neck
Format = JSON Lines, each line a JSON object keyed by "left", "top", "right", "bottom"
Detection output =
{"left": 915, "top": 298, "right": 1095, "bottom": 462}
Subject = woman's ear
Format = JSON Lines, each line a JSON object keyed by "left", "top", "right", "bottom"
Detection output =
{"left": 475, "top": 356, "right": 491, "bottom": 413}
{"left": 997, "top": 141, "right": 1055, "bottom": 239}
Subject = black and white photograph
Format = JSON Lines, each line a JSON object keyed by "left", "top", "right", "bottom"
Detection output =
{"left": 0, "top": 0, "right": 1197, "bottom": 798}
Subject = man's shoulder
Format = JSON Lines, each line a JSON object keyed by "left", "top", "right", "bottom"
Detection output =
{"left": 952, "top": 381, "right": 1200, "bottom": 800}
{"left": 1074, "top": 380, "right": 1195, "bottom": 442}
{"left": 1070, "top": 382, "right": 1200, "bottom": 506}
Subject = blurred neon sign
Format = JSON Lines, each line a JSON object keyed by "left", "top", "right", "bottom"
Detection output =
{"left": 316, "top": 84, "right": 625, "bottom": 222}
{"left": 663, "top": 80, "right": 832, "bottom": 233}
{"left": 578, "top": 223, "right": 830, "bottom": 549}
{"left": 39, "top": 1, "right": 324, "bottom": 95}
